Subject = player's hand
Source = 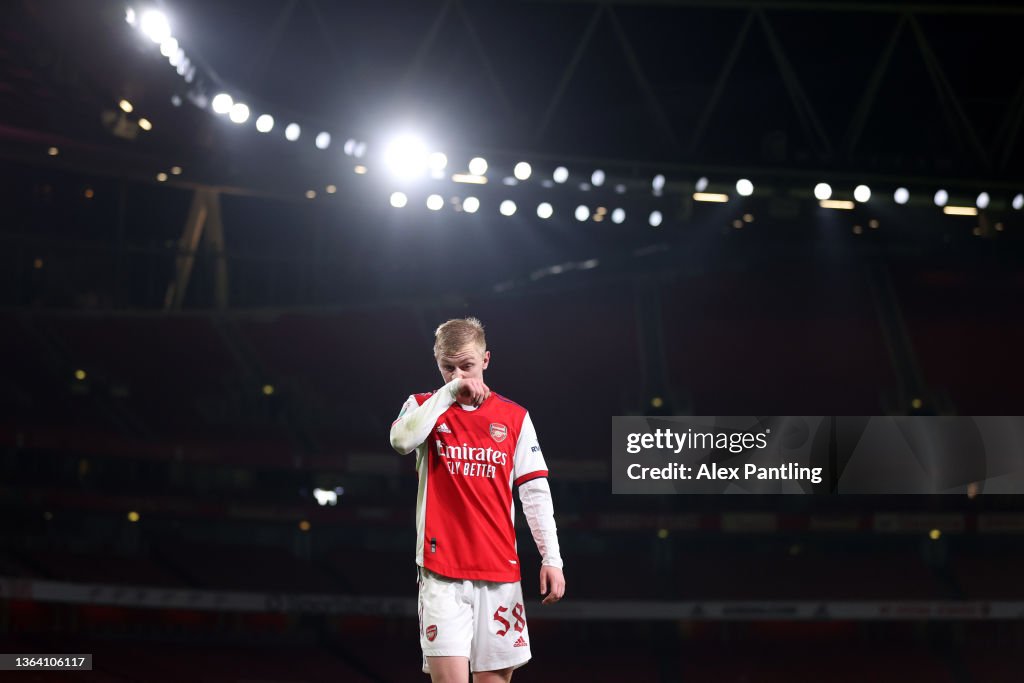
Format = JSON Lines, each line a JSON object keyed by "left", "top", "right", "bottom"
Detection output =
{"left": 454, "top": 378, "right": 490, "bottom": 406}
{"left": 539, "top": 565, "right": 565, "bottom": 605}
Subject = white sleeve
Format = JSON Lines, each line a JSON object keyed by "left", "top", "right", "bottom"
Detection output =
{"left": 388, "top": 380, "right": 460, "bottom": 455}
{"left": 512, "top": 412, "right": 548, "bottom": 485}
{"left": 518, "top": 477, "right": 563, "bottom": 569}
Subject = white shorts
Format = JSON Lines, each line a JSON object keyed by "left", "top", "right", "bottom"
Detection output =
{"left": 417, "top": 567, "right": 532, "bottom": 674}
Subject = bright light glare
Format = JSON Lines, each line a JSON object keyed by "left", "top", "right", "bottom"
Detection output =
{"left": 285, "top": 123, "right": 301, "bottom": 141}
{"left": 649, "top": 210, "right": 663, "bottom": 227}
{"left": 119, "top": 99, "right": 133, "bottom": 113}
{"left": 894, "top": 187, "right": 910, "bottom": 205}
{"left": 169, "top": 47, "right": 184, "bottom": 67}
{"left": 695, "top": 176, "right": 709, "bottom": 192}
{"left": 229, "top": 103, "right": 250, "bottom": 124}
{"left": 814, "top": 183, "right": 832, "bottom": 201}
{"left": 429, "top": 152, "right": 448, "bottom": 171}
{"left": 426, "top": 194, "right": 444, "bottom": 211}
{"left": 611, "top": 208, "right": 625, "bottom": 224}
{"left": 469, "top": 157, "right": 488, "bottom": 176}
{"left": 255, "top": 114, "right": 274, "bottom": 133}
{"left": 976, "top": 192, "right": 990, "bottom": 209}
{"left": 463, "top": 196, "right": 480, "bottom": 213}
{"left": 1013, "top": 193, "right": 1024, "bottom": 211}
{"left": 652, "top": 174, "right": 665, "bottom": 192}
{"left": 383, "top": 135, "right": 429, "bottom": 180}
{"left": 140, "top": 10, "right": 171, "bottom": 43}
{"left": 138, "top": 118, "right": 152, "bottom": 131}
{"left": 736, "top": 178, "right": 754, "bottom": 197}
{"left": 574, "top": 205, "right": 589, "bottom": 222}
{"left": 553, "top": 166, "right": 569, "bottom": 184}
{"left": 125, "top": 8, "right": 136, "bottom": 25}
{"left": 854, "top": 184, "right": 871, "bottom": 202}
{"left": 934, "top": 189, "right": 948, "bottom": 207}
{"left": 389, "top": 191, "right": 408, "bottom": 208}
{"left": 537, "top": 202, "right": 553, "bottom": 219}
{"left": 315, "top": 132, "right": 331, "bottom": 150}
{"left": 499, "top": 200, "right": 516, "bottom": 216}
{"left": 591, "top": 170, "right": 605, "bottom": 187}
{"left": 211, "top": 93, "right": 233, "bottom": 115}
{"left": 159, "top": 37, "right": 178, "bottom": 58}
{"left": 514, "top": 162, "right": 532, "bottom": 181}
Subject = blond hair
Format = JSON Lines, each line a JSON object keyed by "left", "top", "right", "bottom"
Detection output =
{"left": 434, "top": 317, "right": 486, "bottom": 358}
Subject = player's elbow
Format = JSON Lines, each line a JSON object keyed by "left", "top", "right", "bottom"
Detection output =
{"left": 389, "top": 426, "right": 415, "bottom": 455}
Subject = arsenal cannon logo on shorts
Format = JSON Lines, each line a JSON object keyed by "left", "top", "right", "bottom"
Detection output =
{"left": 425, "top": 624, "right": 437, "bottom": 642}
{"left": 489, "top": 423, "right": 508, "bottom": 443}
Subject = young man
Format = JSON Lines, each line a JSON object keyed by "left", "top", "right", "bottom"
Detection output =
{"left": 390, "top": 317, "right": 565, "bottom": 683}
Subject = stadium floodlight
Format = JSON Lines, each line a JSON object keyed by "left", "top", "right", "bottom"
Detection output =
{"left": 285, "top": 123, "right": 301, "bottom": 141}
{"left": 159, "top": 37, "right": 178, "bottom": 58}
{"left": 1013, "top": 193, "right": 1024, "bottom": 210}
{"left": 652, "top": 174, "right": 665, "bottom": 193}
{"left": 468, "top": 157, "right": 488, "bottom": 176}
{"left": 426, "top": 194, "right": 444, "bottom": 211}
{"left": 695, "top": 176, "right": 709, "bottom": 192}
{"left": 313, "top": 488, "right": 338, "bottom": 506}
{"left": 389, "top": 191, "right": 408, "bottom": 208}
{"left": 537, "top": 202, "right": 553, "bottom": 219}
{"left": 553, "top": 166, "right": 569, "bottom": 184}
{"left": 736, "top": 178, "right": 754, "bottom": 197}
{"left": 611, "top": 208, "right": 626, "bottom": 224}
{"left": 976, "top": 192, "right": 990, "bottom": 209}
{"left": 894, "top": 187, "right": 910, "bottom": 205}
{"left": 383, "top": 134, "right": 429, "bottom": 180}
{"left": 813, "top": 183, "right": 832, "bottom": 201}
{"left": 138, "top": 118, "right": 152, "bottom": 131}
{"left": 315, "top": 132, "right": 331, "bottom": 150}
{"left": 943, "top": 206, "right": 978, "bottom": 216}
{"left": 428, "top": 152, "right": 448, "bottom": 172}
{"left": 140, "top": 9, "right": 171, "bottom": 43}
{"left": 574, "top": 205, "right": 589, "bottom": 222}
{"left": 854, "top": 184, "right": 871, "bottom": 202}
{"left": 499, "top": 199, "right": 516, "bottom": 216}
{"left": 934, "top": 189, "right": 948, "bottom": 207}
{"left": 211, "top": 93, "right": 233, "bottom": 115}
{"left": 514, "top": 162, "right": 532, "bottom": 181}
{"left": 463, "top": 196, "right": 480, "bottom": 213}
{"left": 125, "top": 7, "right": 136, "bottom": 25}
{"left": 229, "top": 103, "right": 250, "bottom": 124}
{"left": 591, "top": 169, "right": 605, "bottom": 187}
{"left": 255, "top": 114, "right": 274, "bottom": 133}
{"left": 119, "top": 99, "right": 133, "bottom": 113}
{"left": 649, "top": 210, "right": 663, "bottom": 227}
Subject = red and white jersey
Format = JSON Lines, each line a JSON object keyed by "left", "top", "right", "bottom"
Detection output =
{"left": 395, "top": 392, "right": 548, "bottom": 583}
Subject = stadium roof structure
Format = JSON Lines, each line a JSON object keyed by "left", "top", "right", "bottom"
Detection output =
{"left": 2, "top": 0, "right": 1024, "bottom": 196}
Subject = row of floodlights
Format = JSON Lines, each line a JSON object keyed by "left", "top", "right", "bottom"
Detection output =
{"left": 385, "top": 192, "right": 663, "bottom": 225}
{"left": 123, "top": 11, "right": 1024, "bottom": 213}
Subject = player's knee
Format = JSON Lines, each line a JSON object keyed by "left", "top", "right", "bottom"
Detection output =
{"left": 473, "top": 667, "right": 514, "bottom": 683}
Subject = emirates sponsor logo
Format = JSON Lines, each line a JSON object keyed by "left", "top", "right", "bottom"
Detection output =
{"left": 426, "top": 624, "right": 438, "bottom": 642}
{"left": 490, "top": 423, "right": 508, "bottom": 442}
{"left": 513, "top": 636, "right": 528, "bottom": 648}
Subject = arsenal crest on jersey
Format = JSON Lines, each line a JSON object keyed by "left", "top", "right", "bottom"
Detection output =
{"left": 490, "top": 423, "right": 508, "bottom": 442}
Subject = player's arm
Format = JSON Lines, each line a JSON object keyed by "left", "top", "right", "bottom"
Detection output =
{"left": 389, "top": 378, "right": 489, "bottom": 454}
{"left": 519, "top": 477, "right": 565, "bottom": 604}
{"left": 514, "top": 413, "right": 565, "bottom": 604}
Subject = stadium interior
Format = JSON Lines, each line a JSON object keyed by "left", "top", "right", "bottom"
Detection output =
{"left": 2, "top": 0, "right": 1024, "bottom": 681}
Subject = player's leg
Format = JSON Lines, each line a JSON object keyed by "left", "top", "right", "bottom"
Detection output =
{"left": 419, "top": 569, "right": 474, "bottom": 682}
{"left": 469, "top": 580, "right": 532, "bottom": 677}
{"left": 427, "top": 656, "right": 471, "bottom": 683}
{"left": 472, "top": 666, "right": 514, "bottom": 683}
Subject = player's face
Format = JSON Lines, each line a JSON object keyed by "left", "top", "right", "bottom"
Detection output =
{"left": 437, "top": 344, "right": 490, "bottom": 384}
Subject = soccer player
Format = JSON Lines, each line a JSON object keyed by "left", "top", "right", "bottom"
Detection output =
{"left": 389, "top": 317, "right": 565, "bottom": 683}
